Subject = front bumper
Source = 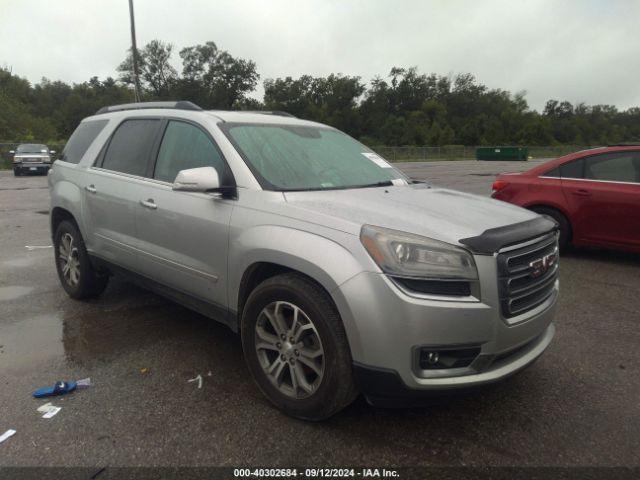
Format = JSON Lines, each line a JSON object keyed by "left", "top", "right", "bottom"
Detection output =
{"left": 353, "top": 324, "right": 554, "bottom": 406}
{"left": 15, "top": 163, "right": 50, "bottom": 173}
{"left": 333, "top": 257, "right": 557, "bottom": 397}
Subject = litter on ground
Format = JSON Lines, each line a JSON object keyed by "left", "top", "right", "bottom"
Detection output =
{"left": 77, "top": 378, "right": 91, "bottom": 389}
{"left": 188, "top": 374, "right": 203, "bottom": 389}
{"left": 25, "top": 245, "right": 52, "bottom": 251}
{"left": 37, "top": 403, "right": 62, "bottom": 419}
{"left": 33, "top": 380, "right": 77, "bottom": 398}
{"left": 0, "top": 429, "right": 16, "bottom": 444}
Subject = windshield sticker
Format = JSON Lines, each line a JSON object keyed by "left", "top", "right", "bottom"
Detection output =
{"left": 361, "top": 152, "right": 392, "bottom": 168}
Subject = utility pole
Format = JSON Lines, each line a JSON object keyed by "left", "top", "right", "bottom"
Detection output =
{"left": 128, "top": 0, "right": 142, "bottom": 102}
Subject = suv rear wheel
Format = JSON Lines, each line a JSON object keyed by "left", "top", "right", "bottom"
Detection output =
{"left": 54, "top": 220, "right": 109, "bottom": 299}
{"left": 241, "top": 273, "right": 358, "bottom": 420}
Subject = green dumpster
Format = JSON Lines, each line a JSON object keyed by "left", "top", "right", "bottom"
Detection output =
{"left": 476, "top": 146, "right": 528, "bottom": 161}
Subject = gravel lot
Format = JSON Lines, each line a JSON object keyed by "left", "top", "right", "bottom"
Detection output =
{"left": 0, "top": 161, "right": 638, "bottom": 470}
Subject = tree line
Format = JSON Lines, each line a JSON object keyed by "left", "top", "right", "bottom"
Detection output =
{"left": 1, "top": 39, "right": 639, "bottom": 147}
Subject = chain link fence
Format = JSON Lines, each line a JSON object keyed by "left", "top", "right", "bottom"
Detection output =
{"left": 374, "top": 145, "right": 595, "bottom": 162}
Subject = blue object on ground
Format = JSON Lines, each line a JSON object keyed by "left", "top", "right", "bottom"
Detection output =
{"left": 32, "top": 381, "right": 77, "bottom": 398}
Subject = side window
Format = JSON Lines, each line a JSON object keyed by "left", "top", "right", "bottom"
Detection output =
{"left": 559, "top": 159, "right": 584, "bottom": 179}
{"left": 60, "top": 120, "right": 108, "bottom": 164}
{"left": 584, "top": 152, "right": 640, "bottom": 183}
{"left": 544, "top": 167, "right": 560, "bottom": 178}
{"left": 153, "top": 120, "right": 229, "bottom": 183}
{"left": 102, "top": 119, "right": 160, "bottom": 176}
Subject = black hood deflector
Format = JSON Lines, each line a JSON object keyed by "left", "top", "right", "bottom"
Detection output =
{"left": 459, "top": 216, "right": 558, "bottom": 254}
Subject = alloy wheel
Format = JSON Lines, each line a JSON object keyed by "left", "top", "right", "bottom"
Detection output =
{"left": 254, "top": 301, "right": 325, "bottom": 399}
{"left": 59, "top": 232, "right": 81, "bottom": 286}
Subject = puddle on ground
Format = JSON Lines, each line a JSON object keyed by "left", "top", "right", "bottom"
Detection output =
{"left": 0, "top": 285, "right": 34, "bottom": 301}
{"left": 0, "top": 282, "right": 239, "bottom": 374}
{"left": 0, "top": 273, "right": 241, "bottom": 379}
{"left": 0, "top": 313, "right": 64, "bottom": 371}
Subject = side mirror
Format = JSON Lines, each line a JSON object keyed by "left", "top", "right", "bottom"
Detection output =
{"left": 173, "top": 166, "right": 221, "bottom": 192}
{"left": 9, "top": 150, "right": 15, "bottom": 154}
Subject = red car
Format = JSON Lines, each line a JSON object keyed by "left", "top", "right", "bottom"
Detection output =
{"left": 491, "top": 146, "right": 640, "bottom": 252}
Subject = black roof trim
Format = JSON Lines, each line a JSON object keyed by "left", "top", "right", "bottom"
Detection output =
{"left": 96, "top": 101, "right": 202, "bottom": 115}
{"left": 606, "top": 143, "right": 640, "bottom": 147}
{"left": 241, "top": 110, "right": 296, "bottom": 118}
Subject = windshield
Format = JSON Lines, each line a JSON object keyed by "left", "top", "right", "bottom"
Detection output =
{"left": 17, "top": 144, "right": 48, "bottom": 154}
{"left": 222, "top": 123, "right": 406, "bottom": 191}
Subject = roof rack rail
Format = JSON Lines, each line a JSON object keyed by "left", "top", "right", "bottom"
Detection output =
{"left": 606, "top": 143, "right": 640, "bottom": 147}
{"left": 242, "top": 110, "right": 296, "bottom": 118}
{"left": 96, "top": 101, "right": 202, "bottom": 115}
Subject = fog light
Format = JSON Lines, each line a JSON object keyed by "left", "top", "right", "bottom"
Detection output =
{"left": 418, "top": 346, "right": 481, "bottom": 370}
{"left": 426, "top": 351, "right": 439, "bottom": 365}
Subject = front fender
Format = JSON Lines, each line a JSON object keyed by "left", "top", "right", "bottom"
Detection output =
{"left": 229, "top": 226, "right": 365, "bottom": 309}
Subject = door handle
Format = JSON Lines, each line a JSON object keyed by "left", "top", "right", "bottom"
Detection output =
{"left": 140, "top": 199, "right": 157, "bottom": 210}
{"left": 571, "top": 189, "right": 591, "bottom": 197}
{"left": 85, "top": 185, "right": 97, "bottom": 194}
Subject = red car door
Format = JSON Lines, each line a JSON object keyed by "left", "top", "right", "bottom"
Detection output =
{"left": 561, "top": 151, "right": 640, "bottom": 250}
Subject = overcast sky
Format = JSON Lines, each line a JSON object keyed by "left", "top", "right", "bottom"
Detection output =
{"left": 1, "top": 0, "right": 638, "bottom": 111}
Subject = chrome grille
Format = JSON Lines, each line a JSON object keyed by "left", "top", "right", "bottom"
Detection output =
{"left": 497, "top": 232, "right": 559, "bottom": 318}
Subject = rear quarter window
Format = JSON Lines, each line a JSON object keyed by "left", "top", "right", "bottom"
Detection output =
{"left": 560, "top": 159, "right": 584, "bottom": 179}
{"left": 101, "top": 119, "right": 160, "bottom": 176}
{"left": 59, "top": 120, "right": 108, "bottom": 164}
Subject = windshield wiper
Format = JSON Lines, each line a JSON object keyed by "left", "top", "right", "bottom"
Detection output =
{"left": 351, "top": 181, "right": 394, "bottom": 189}
{"left": 279, "top": 181, "right": 394, "bottom": 192}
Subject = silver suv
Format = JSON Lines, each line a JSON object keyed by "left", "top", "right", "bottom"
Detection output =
{"left": 49, "top": 101, "right": 558, "bottom": 419}
{"left": 12, "top": 143, "right": 54, "bottom": 176}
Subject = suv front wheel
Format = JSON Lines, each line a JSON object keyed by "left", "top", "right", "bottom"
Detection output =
{"left": 54, "top": 220, "right": 109, "bottom": 299}
{"left": 241, "top": 273, "right": 358, "bottom": 420}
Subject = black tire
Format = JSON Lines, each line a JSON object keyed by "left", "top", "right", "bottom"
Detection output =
{"left": 530, "top": 206, "right": 571, "bottom": 250}
{"left": 54, "top": 219, "right": 109, "bottom": 299}
{"left": 241, "top": 273, "right": 358, "bottom": 420}
{"left": 13, "top": 167, "right": 21, "bottom": 176}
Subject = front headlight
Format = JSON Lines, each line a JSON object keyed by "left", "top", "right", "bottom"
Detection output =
{"left": 360, "top": 225, "right": 478, "bottom": 280}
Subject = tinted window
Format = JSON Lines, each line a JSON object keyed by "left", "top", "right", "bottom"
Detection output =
{"left": 60, "top": 120, "right": 108, "bottom": 164}
{"left": 102, "top": 119, "right": 160, "bottom": 176}
{"left": 584, "top": 152, "right": 640, "bottom": 183}
{"left": 560, "top": 159, "right": 584, "bottom": 179}
{"left": 154, "top": 121, "right": 229, "bottom": 183}
{"left": 544, "top": 167, "right": 560, "bottom": 178}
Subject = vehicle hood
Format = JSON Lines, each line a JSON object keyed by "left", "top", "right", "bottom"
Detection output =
{"left": 283, "top": 183, "right": 538, "bottom": 246}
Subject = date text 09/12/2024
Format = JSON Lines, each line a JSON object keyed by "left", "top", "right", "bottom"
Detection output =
{"left": 233, "top": 468, "right": 400, "bottom": 478}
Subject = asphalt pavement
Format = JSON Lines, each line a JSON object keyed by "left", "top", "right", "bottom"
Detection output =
{"left": 0, "top": 162, "right": 639, "bottom": 469}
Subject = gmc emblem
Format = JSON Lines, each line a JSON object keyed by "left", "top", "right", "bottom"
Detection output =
{"left": 529, "top": 252, "right": 557, "bottom": 278}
